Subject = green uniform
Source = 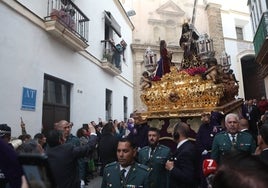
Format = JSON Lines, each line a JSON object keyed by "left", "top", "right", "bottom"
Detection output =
{"left": 211, "top": 131, "right": 256, "bottom": 163}
{"left": 66, "top": 134, "right": 80, "bottom": 146}
{"left": 138, "top": 144, "right": 171, "bottom": 188}
{"left": 101, "top": 162, "right": 151, "bottom": 188}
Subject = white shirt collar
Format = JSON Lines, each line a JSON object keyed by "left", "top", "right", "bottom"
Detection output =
{"left": 120, "top": 165, "right": 131, "bottom": 176}
{"left": 177, "top": 138, "right": 188, "bottom": 149}
{"left": 228, "top": 133, "right": 237, "bottom": 140}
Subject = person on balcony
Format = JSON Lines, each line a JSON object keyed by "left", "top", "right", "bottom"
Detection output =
{"left": 113, "top": 44, "right": 123, "bottom": 69}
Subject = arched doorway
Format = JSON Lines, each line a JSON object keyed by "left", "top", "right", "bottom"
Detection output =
{"left": 241, "top": 55, "right": 265, "bottom": 100}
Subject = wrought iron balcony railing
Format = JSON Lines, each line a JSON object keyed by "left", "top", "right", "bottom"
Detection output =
{"left": 101, "top": 39, "right": 124, "bottom": 71}
{"left": 45, "top": 0, "right": 89, "bottom": 42}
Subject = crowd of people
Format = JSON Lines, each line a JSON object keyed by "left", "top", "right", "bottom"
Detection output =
{"left": 1, "top": 97, "right": 268, "bottom": 188}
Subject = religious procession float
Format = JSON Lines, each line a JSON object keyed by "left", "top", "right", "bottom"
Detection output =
{"left": 135, "top": 22, "right": 243, "bottom": 144}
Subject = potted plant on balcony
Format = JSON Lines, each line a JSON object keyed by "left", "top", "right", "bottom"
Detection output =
{"left": 103, "top": 53, "right": 113, "bottom": 62}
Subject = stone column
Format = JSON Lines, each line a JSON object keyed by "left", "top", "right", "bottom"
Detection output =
{"left": 134, "top": 60, "right": 146, "bottom": 111}
{"left": 206, "top": 3, "right": 225, "bottom": 61}
{"left": 132, "top": 43, "right": 148, "bottom": 112}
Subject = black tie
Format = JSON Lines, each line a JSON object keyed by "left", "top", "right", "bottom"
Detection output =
{"left": 120, "top": 169, "right": 126, "bottom": 182}
{"left": 231, "top": 135, "right": 236, "bottom": 150}
{"left": 150, "top": 147, "right": 155, "bottom": 157}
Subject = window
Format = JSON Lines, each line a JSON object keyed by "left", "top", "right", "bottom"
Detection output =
{"left": 166, "top": 20, "right": 176, "bottom": 44}
{"left": 250, "top": 13, "right": 256, "bottom": 33}
{"left": 43, "top": 75, "right": 70, "bottom": 105}
{"left": 254, "top": 2, "right": 260, "bottom": 22}
{"left": 235, "top": 27, "right": 244, "bottom": 40}
{"left": 105, "top": 22, "right": 113, "bottom": 41}
{"left": 153, "top": 27, "right": 160, "bottom": 44}
{"left": 104, "top": 11, "right": 121, "bottom": 38}
{"left": 103, "top": 11, "right": 124, "bottom": 70}
{"left": 105, "top": 89, "right": 112, "bottom": 121}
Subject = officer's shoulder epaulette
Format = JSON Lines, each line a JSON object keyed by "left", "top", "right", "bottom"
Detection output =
{"left": 137, "top": 163, "right": 150, "bottom": 172}
{"left": 105, "top": 161, "right": 117, "bottom": 168}
{"left": 238, "top": 131, "right": 252, "bottom": 137}
{"left": 215, "top": 131, "right": 226, "bottom": 136}
{"left": 159, "top": 144, "right": 170, "bottom": 150}
{"left": 139, "top": 146, "right": 149, "bottom": 151}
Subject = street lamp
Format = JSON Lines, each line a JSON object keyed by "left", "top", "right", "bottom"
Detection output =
{"left": 219, "top": 51, "right": 231, "bottom": 73}
{"left": 144, "top": 47, "right": 157, "bottom": 74}
{"left": 196, "top": 33, "right": 215, "bottom": 61}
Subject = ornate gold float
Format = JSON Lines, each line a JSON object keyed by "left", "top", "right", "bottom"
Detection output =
{"left": 138, "top": 23, "right": 242, "bottom": 121}
{"left": 139, "top": 66, "right": 242, "bottom": 120}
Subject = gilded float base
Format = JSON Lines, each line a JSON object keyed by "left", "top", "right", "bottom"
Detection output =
{"left": 137, "top": 98, "right": 243, "bottom": 120}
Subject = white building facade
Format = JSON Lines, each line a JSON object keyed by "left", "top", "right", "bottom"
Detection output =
{"left": 219, "top": 0, "right": 255, "bottom": 99}
{"left": 0, "top": 0, "right": 134, "bottom": 137}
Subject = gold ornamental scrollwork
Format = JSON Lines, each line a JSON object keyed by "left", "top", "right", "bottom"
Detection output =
{"left": 140, "top": 66, "right": 225, "bottom": 113}
{"left": 147, "top": 119, "right": 165, "bottom": 130}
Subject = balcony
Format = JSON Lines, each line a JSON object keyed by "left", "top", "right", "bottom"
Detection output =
{"left": 44, "top": 0, "right": 89, "bottom": 51}
{"left": 101, "top": 40, "right": 125, "bottom": 76}
{"left": 253, "top": 11, "right": 268, "bottom": 65}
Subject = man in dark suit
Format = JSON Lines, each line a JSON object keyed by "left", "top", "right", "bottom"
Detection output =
{"left": 165, "top": 122, "right": 198, "bottom": 188}
{"left": 195, "top": 112, "right": 223, "bottom": 188}
{"left": 101, "top": 137, "right": 151, "bottom": 188}
{"left": 127, "top": 121, "right": 149, "bottom": 150}
{"left": 257, "top": 125, "right": 268, "bottom": 164}
{"left": 242, "top": 99, "right": 260, "bottom": 141}
{"left": 99, "top": 122, "right": 119, "bottom": 176}
{"left": 46, "top": 124, "right": 97, "bottom": 188}
{"left": 54, "top": 120, "right": 85, "bottom": 185}
{"left": 239, "top": 118, "right": 251, "bottom": 133}
{"left": 138, "top": 127, "right": 171, "bottom": 188}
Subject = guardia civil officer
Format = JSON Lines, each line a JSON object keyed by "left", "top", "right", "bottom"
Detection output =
{"left": 138, "top": 127, "right": 171, "bottom": 188}
{"left": 101, "top": 137, "right": 150, "bottom": 188}
{"left": 211, "top": 113, "right": 256, "bottom": 163}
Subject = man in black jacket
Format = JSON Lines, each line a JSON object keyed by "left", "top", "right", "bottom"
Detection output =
{"left": 98, "top": 122, "right": 119, "bottom": 176}
{"left": 242, "top": 99, "right": 260, "bottom": 141}
{"left": 257, "top": 125, "right": 268, "bottom": 164}
{"left": 165, "top": 122, "right": 198, "bottom": 188}
{"left": 46, "top": 124, "right": 97, "bottom": 188}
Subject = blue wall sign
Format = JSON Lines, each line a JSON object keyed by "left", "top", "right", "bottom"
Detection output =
{"left": 21, "top": 87, "right": 37, "bottom": 110}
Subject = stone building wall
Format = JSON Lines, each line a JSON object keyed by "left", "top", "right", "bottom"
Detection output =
{"left": 206, "top": 3, "right": 225, "bottom": 60}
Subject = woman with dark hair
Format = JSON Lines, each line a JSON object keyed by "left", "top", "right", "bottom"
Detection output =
{"left": 34, "top": 133, "right": 47, "bottom": 150}
{"left": 155, "top": 40, "right": 172, "bottom": 78}
{"left": 16, "top": 139, "right": 44, "bottom": 154}
{"left": 98, "top": 122, "right": 119, "bottom": 176}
